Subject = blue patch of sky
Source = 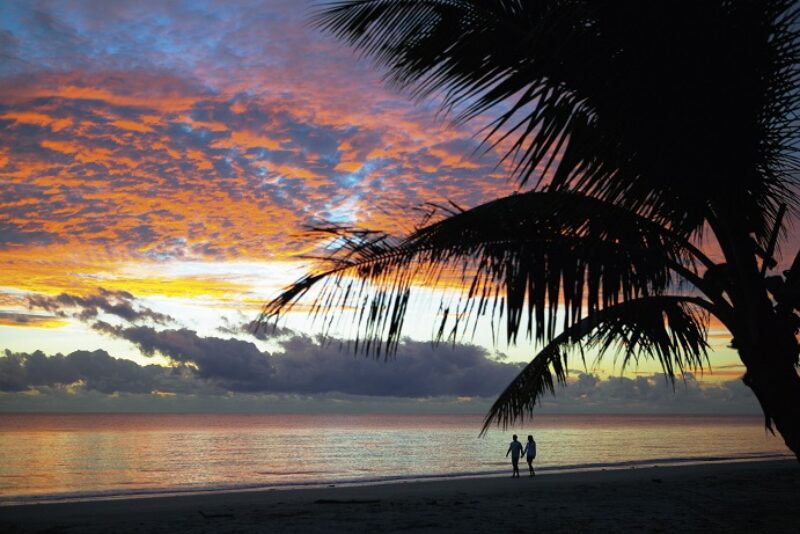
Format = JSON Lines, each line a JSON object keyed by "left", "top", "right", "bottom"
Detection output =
{"left": 0, "top": 1, "right": 214, "bottom": 76}
{"left": 167, "top": 121, "right": 225, "bottom": 151}
{"left": 336, "top": 161, "right": 375, "bottom": 189}
{"left": 324, "top": 194, "right": 364, "bottom": 226}
{"left": 0, "top": 2, "right": 25, "bottom": 35}
{"left": 282, "top": 117, "right": 340, "bottom": 159}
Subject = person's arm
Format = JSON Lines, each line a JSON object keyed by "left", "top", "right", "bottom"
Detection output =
{"left": 506, "top": 444, "right": 512, "bottom": 457}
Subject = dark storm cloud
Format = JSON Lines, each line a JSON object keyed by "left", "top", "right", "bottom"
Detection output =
{"left": 28, "top": 288, "right": 172, "bottom": 324}
{"left": 93, "top": 322, "right": 274, "bottom": 391}
{"left": 0, "top": 348, "right": 201, "bottom": 394}
{"left": 270, "top": 335, "right": 522, "bottom": 397}
{"left": 89, "top": 322, "right": 523, "bottom": 397}
{"left": 84, "top": 321, "right": 761, "bottom": 411}
{"left": 540, "top": 372, "right": 758, "bottom": 413}
{"left": 0, "top": 343, "right": 762, "bottom": 415}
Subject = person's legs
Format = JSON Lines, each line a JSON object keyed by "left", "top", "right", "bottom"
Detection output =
{"left": 512, "top": 458, "right": 519, "bottom": 477}
{"left": 527, "top": 457, "right": 534, "bottom": 476}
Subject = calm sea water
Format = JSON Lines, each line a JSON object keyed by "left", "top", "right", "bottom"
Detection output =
{"left": 0, "top": 413, "right": 790, "bottom": 504}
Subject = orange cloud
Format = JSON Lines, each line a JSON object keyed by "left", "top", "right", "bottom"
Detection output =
{"left": 1, "top": 112, "right": 73, "bottom": 132}
{"left": 216, "top": 130, "right": 284, "bottom": 151}
{"left": 111, "top": 120, "right": 154, "bottom": 133}
{"left": 40, "top": 139, "right": 79, "bottom": 154}
{"left": 334, "top": 160, "right": 362, "bottom": 173}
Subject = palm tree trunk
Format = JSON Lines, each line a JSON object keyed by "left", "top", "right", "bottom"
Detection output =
{"left": 738, "top": 331, "right": 800, "bottom": 461}
{"left": 708, "top": 212, "right": 800, "bottom": 459}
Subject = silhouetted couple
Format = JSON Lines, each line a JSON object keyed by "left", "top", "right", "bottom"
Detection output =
{"left": 506, "top": 434, "right": 536, "bottom": 478}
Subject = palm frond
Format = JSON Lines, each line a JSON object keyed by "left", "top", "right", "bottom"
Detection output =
{"left": 480, "top": 295, "right": 712, "bottom": 435}
{"left": 314, "top": 1, "right": 800, "bottom": 242}
{"left": 313, "top": 0, "right": 595, "bottom": 189}
{"left": 261, "top": 191, "right": 708, "bottom": 357}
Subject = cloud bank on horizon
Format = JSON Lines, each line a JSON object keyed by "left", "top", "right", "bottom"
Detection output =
{"left": 0, "top": 285, "right": 755, "bottom": 414}
{"left": 0, "top": 343, "right": 762, "bottom": 415}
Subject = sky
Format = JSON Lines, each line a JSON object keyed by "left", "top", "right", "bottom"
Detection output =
{"left": 0, "top": 0, "right": 784, "bottom": 415}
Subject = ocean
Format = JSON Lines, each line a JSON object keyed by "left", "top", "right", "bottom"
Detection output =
{"left": 0, "top": 413, "right": 790, "bottom": 505}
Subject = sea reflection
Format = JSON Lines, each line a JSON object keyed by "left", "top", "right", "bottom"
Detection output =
{"left": 0, "top": 413, "right": 789, "bottom": 502}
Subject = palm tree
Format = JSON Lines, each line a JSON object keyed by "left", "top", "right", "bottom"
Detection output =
{"left": 262, "top": 1, "right": 800, "bottom": 458}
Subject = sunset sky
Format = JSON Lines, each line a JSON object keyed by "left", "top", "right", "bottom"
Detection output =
{"left": 0, "top": 0, "right": 783, "bottom": 414}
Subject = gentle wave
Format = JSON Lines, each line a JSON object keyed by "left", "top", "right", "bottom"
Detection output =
{"left": 1, "top": 451, "right": 791, "bottom": 507}
{"left": 2, "top": 413, "right": 790, "bottom": 505}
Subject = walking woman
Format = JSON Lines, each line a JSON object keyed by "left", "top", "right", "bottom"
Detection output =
{"left": 523, "top": 435, "right": 536, "bottom": 477}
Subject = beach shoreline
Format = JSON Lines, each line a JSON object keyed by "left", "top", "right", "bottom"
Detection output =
{"left": 0, "top": 452, "right": 792, "bottom": 508}
{"left": 2, "top": 459, "right": 797, "bottom": 533}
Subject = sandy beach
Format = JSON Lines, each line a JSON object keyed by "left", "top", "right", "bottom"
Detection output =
{"left": 1, "top": 459, "right": 797, "bottom": 533}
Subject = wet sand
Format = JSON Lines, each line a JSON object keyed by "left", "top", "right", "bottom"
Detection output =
{"left": 1, "top": 460, "right": 798, "bottom": 533}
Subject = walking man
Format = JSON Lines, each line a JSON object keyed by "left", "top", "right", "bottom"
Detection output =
{"left": 506, "top": 434, "right": 524, "bottom": 478}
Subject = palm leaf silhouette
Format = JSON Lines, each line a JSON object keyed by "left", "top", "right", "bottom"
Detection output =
{"left": 264, "top": 1, "right": 800, "bottom": 457}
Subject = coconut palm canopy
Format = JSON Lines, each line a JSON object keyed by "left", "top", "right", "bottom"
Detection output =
{"left": 261, "top": 1, "right": 800, "bottom": 456}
